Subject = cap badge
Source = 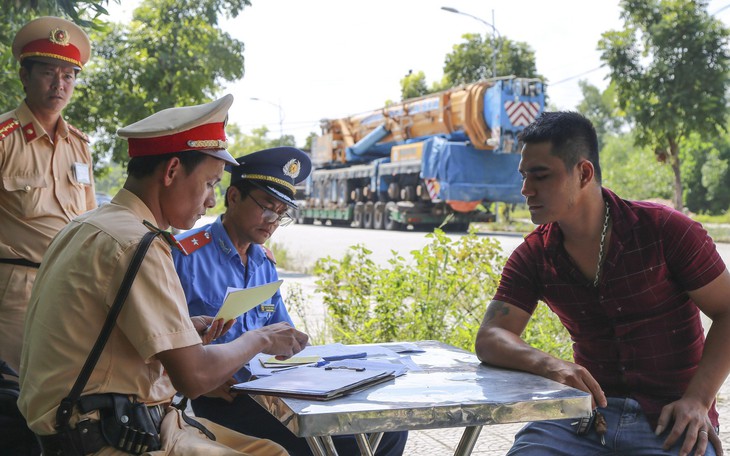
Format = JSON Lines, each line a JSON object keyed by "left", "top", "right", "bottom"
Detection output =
{"left": 187, "top": 139, "right": 228, "bottom": 149}
{"left": 283, "top": 158, "right": 301, "bottom": 179}
{"left": 49, "top": 28, "right": 71, "bottom": 46}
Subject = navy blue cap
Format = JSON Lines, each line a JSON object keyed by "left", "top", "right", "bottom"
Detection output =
{"left": 228, "top": 147, "right": 312, "bottom": 208}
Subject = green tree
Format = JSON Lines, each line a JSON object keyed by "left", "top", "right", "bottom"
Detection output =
{"left": 679, "top": 132, "right": 730, "bottom": 214}
{"left": 400, "top": 70, "right": 430, "bottom": 100}
{"left": 576, "top": 80, "right": 625, "bottom": 149}
{"left": 600, "top": 132, "right": 674, "bottom": 201}
{"left": 442, "top": 33, "right": 540, "bottom": 86}
{"left": 0, "top": 1, "right": 113, "bottom": 110}
{"left": 598, "top": 0, "right": 730, "bottom": 210}
{"left": 65, "top": 0, "right": 250, "bottom": 169}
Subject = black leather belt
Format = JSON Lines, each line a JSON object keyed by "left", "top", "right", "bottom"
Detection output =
{"left": 0, "top": 258, "right": 41, "bottom": 268}
{"left": 37, "top": 404, "right": 166, "bottom": 456}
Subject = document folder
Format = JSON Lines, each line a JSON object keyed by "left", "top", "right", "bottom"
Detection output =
{"left": 232, "top": 366, "right": 395, "bottom": 400}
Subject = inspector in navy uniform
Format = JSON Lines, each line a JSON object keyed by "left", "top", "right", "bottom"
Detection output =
{"left": 173, "top": 147, "right": 309, "bottom": 384}
{"left": 173, "top": 148, "right": 409, "bottom": 456}
{"left": 173, "top": 217, "right": 292, "bottom": 381}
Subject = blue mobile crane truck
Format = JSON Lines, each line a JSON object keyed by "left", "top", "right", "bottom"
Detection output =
{"left": 295, "top": 77, "right": 545, "bottom": 231}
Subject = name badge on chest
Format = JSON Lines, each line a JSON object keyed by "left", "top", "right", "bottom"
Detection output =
{"left": 260, "top": 304, "right": 275, "bottom": 313}
{"left": 73, "top": 162, "right": 91, "bottom": 185}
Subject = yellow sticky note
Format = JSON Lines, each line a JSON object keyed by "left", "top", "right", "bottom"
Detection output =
{"left": 260, "top": 356, "right": 323, "bottom": 368}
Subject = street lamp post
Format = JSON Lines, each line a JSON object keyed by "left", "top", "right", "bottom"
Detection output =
{"left": 249, "top": 97, "right": 284, "bottom": 144}
{"left": 441, "top": 6, "right": 501, "bottom": 78}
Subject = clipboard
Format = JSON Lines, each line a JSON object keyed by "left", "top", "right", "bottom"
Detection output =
{"left": 232, "top": 366, "right": 395, "bottom": 400}
{"left": 214, "top": 280, "right": 283, "bottom": 322}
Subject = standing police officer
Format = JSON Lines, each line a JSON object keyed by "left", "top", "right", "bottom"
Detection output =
{"left": 174, "top": 148, "right": 408, "bottom": 456}
{"left": 0, "top": 16, "right": 96, "bottom": 374}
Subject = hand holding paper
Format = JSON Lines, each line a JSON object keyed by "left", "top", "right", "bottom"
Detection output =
{"left": 213, "top": 280, "right": 284, "bottom": 322}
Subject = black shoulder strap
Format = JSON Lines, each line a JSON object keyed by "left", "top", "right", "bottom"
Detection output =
{"left": 55, "top": 230, "right": 160, "bottom": 431}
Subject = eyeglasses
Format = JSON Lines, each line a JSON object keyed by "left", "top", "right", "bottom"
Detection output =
{"left": 248, "top": 194, "right": 293, "bottom": 226}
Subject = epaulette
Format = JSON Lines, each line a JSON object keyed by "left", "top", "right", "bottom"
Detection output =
{"left": 178, "top": 230, "right": 212, "bottom": 256}
{"left": 263, "top": 245, "right": 277, "bottom": 265}
{"left": 68, "top": 123, "right": 90, "bottom": 143}
{"left": 142, "top": 220, "right": 188, "bottom": 254}
{"left": 0, "top": 118, "right": 20, "bottom": 141}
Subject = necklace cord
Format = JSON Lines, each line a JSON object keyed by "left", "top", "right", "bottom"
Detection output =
{"left": 593, "top": 201, "right": 610, "bottom": 287}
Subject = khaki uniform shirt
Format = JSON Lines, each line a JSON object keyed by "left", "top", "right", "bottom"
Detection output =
{"left": 18, "top": 189, "right": 201, "bottom": 435}
{"left": 0, "top": 101, "right": 96, "bottom": 263}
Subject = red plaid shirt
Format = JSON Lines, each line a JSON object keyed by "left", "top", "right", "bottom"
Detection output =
{"left": 495, "top": 188, "right": 725, "bottom": 427}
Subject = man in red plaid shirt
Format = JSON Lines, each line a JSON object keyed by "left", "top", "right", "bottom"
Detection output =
{"left": 476, "top": 111, "right": 730, "bottom": 455}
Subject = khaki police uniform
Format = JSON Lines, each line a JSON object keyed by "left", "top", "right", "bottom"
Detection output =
{"left": 18, "top": 189, "right": 286, "bottom": 455}
{"left": 19, "top": 95, "right": 287, "bottom": 455}
{"left": 0, "top": 16, "right": 96, "bottom": 373}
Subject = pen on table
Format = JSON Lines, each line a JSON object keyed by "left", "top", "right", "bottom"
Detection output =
{"left": 271, "top": 360, "right": 328, "bottom": 374}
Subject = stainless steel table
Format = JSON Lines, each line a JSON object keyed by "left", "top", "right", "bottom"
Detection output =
{"left": 248, "top": 340, "right": 592, "bottom": 456}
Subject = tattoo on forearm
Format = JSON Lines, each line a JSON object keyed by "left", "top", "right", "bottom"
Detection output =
{"left": 485, "top": 301, "right": 510, "bottom": 322}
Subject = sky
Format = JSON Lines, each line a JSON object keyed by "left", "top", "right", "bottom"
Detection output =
{"left": 108, "top": 0, "right": 730, "bottom": 146}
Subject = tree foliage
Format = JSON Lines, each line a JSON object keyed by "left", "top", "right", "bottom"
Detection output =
{"left": 400, "top": 70, "right": 430, "bottom": 100}
{"left": 600, "top": 132, "right": 674, "bottom": 201}
{"left": 65, "top": 0, "right": 249, "bottom": 168}
{"left": 306, "top": 228, "right": 571, "bottom": 357}
{"left": 599, "top": 0, "right": 730, "bottom": 210}
{"left": 576, "top": 80, "right": 626, "bottom": 149}
{"left": 442, "top": 33, "right": 540, "bottom": 86}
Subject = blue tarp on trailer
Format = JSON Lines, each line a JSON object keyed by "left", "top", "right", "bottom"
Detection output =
{"left": 420, "top": 137, "right": 524, "bottom": 204}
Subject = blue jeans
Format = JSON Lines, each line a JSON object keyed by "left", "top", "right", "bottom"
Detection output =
{"left": 507, "top": 397, "right": 718, "bottom": 455}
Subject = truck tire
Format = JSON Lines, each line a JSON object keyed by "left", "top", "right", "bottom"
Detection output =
{"left": 353, "top": 202, "right": 364, "bottom": 228}
{"left": 337, "top": 180, "right": 350, "bottom": 206}
{"left": 384, "top": 202, "right": 403, "bottom": 231}
{"left": 363, "top": 202, "right": 375, "bottom": 229}
{"left": 387, "top": 182, "right": 400, "bottom": 201}
{"left": 373, "top": 202, "right": 386, "bottom": 230}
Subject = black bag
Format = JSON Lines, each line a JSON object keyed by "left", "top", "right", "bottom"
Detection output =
{"left": 0, "top": 360, "right": 40, "bottom": 455}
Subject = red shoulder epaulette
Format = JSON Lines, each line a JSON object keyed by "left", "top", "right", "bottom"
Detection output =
{"left": 68, "top": 124, "right": 90, "bottom": 143}
{"left": 0, "top": 118, "right": 21, "bottom": 141}
{"left": 179, "top": 231, "right": 213, "bottom": 256}
{"left": 263, "top": 245, "right": 277, "bottom": 264}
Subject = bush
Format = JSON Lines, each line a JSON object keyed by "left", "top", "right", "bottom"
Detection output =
{"left": 307, "top": 227, "right": 574, "bottom": 359}
{"left": 311, "top": 229, "right": 495, "bottom": 350}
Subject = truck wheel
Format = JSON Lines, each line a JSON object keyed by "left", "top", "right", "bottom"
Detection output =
{"left": 363, "top": 202, "right": 375, "bottom": 229}
{"left": 384, "top": 202, "right": 403, "bottom": 231}
{"left": 373, "top": 202, "right": 386, "bottom": 230}
{"left": 337, "top": 180, "right": 350, "bottom": 206}
{"left": 387, "top": 182, "right": 400, "bottom": 201}
{"left": 353, "top": 202, "right": 364, "bottom": 228}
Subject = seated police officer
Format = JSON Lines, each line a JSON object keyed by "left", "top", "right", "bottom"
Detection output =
{"left": 18, "top": 94, "right": 308, "bottom": 455}
{"left": 173, "top": 148, "right": 408, "bottom": 456}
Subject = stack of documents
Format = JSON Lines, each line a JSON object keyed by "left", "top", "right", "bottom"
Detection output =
{"left": 232, "top": 365, "right": 395, "bottom": 400}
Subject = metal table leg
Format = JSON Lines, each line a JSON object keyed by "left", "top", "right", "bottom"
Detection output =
{"left": 305, "top": 436, "right": 331, "bottom": 456}
{"left": 354, "top": 433, "right": 375, "bottom": 456}
{"left": 453, "top": 425, "right": 483, "bottom": 456}
{"left": 368, "top": 432, "right": 384, "bottom": 453}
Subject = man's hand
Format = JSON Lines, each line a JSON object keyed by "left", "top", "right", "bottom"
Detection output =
{"left": 203, "top": 377, "right": 239, "bottom": 403}
{"left": 544, "top": 358, "right": 607, "bottom": 409}
{"left": 249, "top": 322, "right": 309, "bottom": 359}
{"left": 190, "top": 316, "right": 234, "bottom": 345}
{"left": 656, "top": 398, "right": 722, "bottom": 456}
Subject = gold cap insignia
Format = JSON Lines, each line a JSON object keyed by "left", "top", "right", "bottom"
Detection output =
{"left": 49, "top": 28, "right": 70, "bottom": 46}
{"left": 283, "top": 158, "right": 301, "bottom": 179}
